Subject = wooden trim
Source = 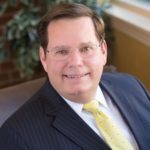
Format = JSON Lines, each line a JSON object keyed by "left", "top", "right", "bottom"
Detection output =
{"left": 105, "top": 5, "right": 150, "bottom": 46}
{"left": 111, "top": 0, "right": 150, "bottom": 18}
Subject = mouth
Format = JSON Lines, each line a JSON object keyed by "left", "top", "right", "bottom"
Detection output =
{"left": 63, "top": 73, "right": 89, "bottom": 79}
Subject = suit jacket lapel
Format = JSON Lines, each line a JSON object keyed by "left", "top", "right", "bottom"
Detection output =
{"left": 52, "top": 104, "right": 110, "bottom": 150}
{"left": 41, "top": 80, "right": 110, "bottom": 150}
{"left": 40, "top": 75, "right": 149, "bottom": 149}
{"left": 100, "top": 76, "right": 149, "bottom": 149}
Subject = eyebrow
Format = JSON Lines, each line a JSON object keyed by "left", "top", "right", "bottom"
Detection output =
{"left": 50, "top": 42, "right": 97, "bottom": 50}
{"left": 50, "top": 45, "right": 71, "bottom": 51}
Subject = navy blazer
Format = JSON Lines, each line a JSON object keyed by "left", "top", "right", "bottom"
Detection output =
{"left": 0, "top": 73, "right": 150, "bottom": 150}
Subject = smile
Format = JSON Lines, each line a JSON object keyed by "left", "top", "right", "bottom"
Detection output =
{"left": 64, "top": 73, "right": 89, "bottom": 79}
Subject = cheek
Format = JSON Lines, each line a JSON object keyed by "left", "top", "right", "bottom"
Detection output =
{"left": 89, "top": 56, "right": 104, "bottom": 75}
{"left": 47, "top": 61, "right": 64, "bottom": 78}
{"left": 90, "top": 56, "right": 103, "bottom": 68}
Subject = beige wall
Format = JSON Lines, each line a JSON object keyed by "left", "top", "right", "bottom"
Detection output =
{"left": 110, "top": 29, "right": 150, "bottom": 91}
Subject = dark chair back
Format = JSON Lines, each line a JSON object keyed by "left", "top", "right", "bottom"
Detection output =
{"left": 0, "top": 78, "right": 45, "bottom": 126}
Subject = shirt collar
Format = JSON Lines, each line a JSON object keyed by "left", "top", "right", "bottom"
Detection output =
{"left": 63, "top": 86, "right": 108, "bottom": 115}
{"left": 95, "top": 86, "right": 108, "bottom": 108}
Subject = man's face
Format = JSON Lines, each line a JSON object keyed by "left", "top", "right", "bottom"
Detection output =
{"left": 40, "top": 17, "right": 107, "bottom": 103}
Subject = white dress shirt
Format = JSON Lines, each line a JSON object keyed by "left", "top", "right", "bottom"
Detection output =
{"left": 63, "top": 86, "right": 139, "bottom": 149}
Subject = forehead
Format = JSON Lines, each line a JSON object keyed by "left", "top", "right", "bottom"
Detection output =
{"left": 47, "top": 17, "right": 98, "bottom": 45}
{"left": 48, "top": 17, "right": 95, "bottom": 33}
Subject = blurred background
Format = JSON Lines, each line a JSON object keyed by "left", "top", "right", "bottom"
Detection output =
{"left": 0, "top": 0, "right": 150, "bottom": 91}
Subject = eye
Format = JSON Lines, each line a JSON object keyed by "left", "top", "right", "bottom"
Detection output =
{"left": 81, "top": 45, "right": 93, "bottom": 52}
{"left": 55, "top": 49, "right": 69, "bottom": 55}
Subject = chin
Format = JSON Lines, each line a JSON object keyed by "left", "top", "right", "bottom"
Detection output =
{"left": 65, "top": 86, "right": 92, "bottom": 97}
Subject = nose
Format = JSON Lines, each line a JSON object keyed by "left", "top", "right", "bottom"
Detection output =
{"left": 67, "top": 49, "right": 83, "bottom": 67}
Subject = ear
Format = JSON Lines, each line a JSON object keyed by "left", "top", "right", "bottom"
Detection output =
{"left": 101, "top": 40, "right": 107, "bottom": 65}
{"left": 39, "top": 47, "right": 48, "bottom": 72}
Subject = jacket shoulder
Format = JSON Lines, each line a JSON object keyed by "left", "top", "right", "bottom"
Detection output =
{"left": 102, "top": 72, "right": 141, "bottom": 86}
{"left": 101, "top": 72, "right": 150, "bottom": 99}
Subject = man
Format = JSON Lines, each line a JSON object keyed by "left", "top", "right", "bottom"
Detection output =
{"left": 0, "top": 3, "right": 149, "bottom": 150}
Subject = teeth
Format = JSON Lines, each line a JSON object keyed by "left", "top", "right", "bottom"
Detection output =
{"left": 67, "top": 74, "right": 84, "bottom": 78}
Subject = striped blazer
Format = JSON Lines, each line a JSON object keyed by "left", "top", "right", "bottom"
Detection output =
{"left": 0, "top": 73, "right": 150, "bottom": 150}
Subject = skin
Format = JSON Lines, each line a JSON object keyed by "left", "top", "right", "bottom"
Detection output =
{"left": 40, "top": 17, "right": 107, "bottom": 103}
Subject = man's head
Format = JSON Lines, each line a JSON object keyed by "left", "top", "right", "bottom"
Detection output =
{"left": 37, "top": 2, "right": 105, "bottom": 51}
{"left": 38, "top": 3, "right": 107, "bottom": 103}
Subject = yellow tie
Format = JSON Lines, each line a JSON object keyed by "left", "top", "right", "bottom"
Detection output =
{"left": 83, "top": 100, "right": 134, "bottom": 150}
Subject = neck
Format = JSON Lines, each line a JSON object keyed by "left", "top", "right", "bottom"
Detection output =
{"left": 61, "top": 88, "right": 98, "bottom": 104}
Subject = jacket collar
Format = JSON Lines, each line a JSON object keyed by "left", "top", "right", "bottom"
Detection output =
{"left": 40, "top": 74, "right": 149, "bottom": 149}
{"left": 40, "top": 80, "right": 110, "bottom": 150}
{"left": 100, "top": 73, "right": 149, "bottom": 149}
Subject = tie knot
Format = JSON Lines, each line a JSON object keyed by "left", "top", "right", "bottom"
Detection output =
{"left": 83, "top": 100, "right": 99, "bottom": 113}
